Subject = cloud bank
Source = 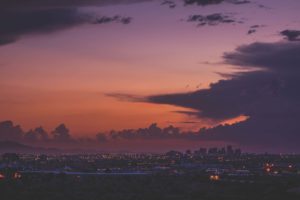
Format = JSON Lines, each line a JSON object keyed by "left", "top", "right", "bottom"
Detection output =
{"left": 141, "top": 39, "right": 300, "bottom": 151}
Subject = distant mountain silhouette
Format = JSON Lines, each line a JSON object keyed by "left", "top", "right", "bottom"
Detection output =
{"left": 0, "top": 141, "right": 60, "bottom": 154}
{"left": 0, "top": 141, "right": 103, "bottom": 154}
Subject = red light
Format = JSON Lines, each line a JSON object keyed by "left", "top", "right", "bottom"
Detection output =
{"left": 0, "top": 173, "right": 5, "bottom": 180}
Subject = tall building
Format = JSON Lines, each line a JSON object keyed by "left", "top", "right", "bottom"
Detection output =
{"left": 226, "top": 145, "right": 234, "bottom": 155}
{"left": 199, "top": 148, "right": 207, "bottom": 155}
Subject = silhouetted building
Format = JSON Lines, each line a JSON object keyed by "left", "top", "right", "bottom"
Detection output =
{"left": 234, "top": 148, "right": 242, "bottom": 156}
{"left": 208, "top": 148, "right": 218, "bottom": 155}
{"left": 218, "top": 148, "right": 226, "bottom": 155}
{"left": 226, "top": 145, "right": 234, "bottom": 155}
{"left": 199, "top": 148, "right": 207, "bottom": 155}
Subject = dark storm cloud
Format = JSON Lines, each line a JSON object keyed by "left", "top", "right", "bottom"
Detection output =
{"left": 0, "top": 9, "right": 132, "bottom": 46}
{"left": 149, "top": 42, "right": 300, "bottom": 119}
{"left": 0, "top": 8, "right": 89, "bottom": 46}
{"left": 0, "top": 37, "right": 16, "bottom": 46}
{"left": 1, "top": 0, "right": 146, "bottom": 8}
{"left": 280, "top": 30, "right": 300, "bottom": 41}
{"left": 141, "top": 41, "right": 300, "bottom": 150}
{"left": 223, "top": 41, "right": 300, "bottom": 71}
{"left": 0, "top": 0, "right": 142, "bottom": 46}
{"left": 187, "top": 13, "right": 236, "bottom": 26}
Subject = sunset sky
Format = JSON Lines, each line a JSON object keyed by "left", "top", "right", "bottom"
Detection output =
{"left": 1, "top": 0, "right": 300, "bottom": 152}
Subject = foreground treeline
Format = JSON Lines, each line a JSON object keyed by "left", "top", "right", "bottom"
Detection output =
{"left": 0, "top": 173, "right": 300, "bottom": 200}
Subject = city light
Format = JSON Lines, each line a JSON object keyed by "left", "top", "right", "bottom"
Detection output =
{"left": 210, "top": 175, "right": 220, "bottom": 181}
